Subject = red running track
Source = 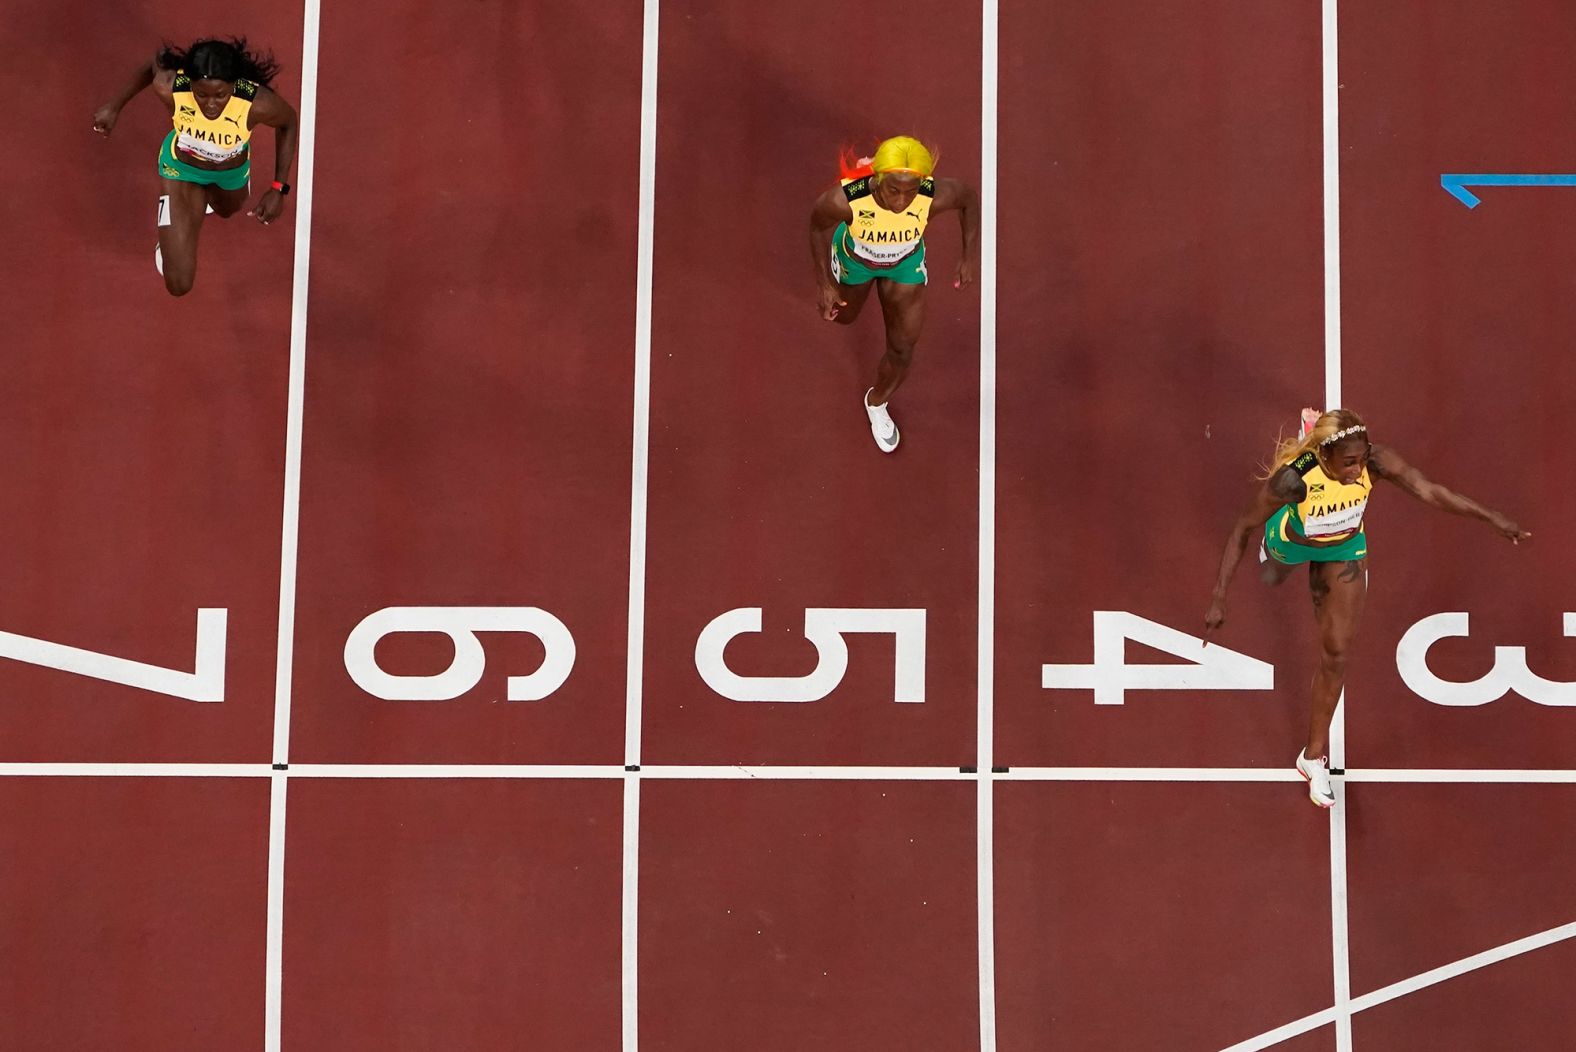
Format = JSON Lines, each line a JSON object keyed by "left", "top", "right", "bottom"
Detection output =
{"left": 2, "top": 0, "right": 1575, "bottom": 1049}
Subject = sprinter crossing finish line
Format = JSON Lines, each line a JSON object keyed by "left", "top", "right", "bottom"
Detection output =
{"left": 808, "top": 136, "right": 979, "bottom": 452}
{"left": 93, "top": 37, "right": 299, "bottom": 297}
{"left": 1205, "top": 408, "right": 1530, "bottom": 808}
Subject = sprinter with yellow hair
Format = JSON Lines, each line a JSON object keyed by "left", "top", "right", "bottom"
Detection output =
{"left": 1204, "top": 408, "right": 1529, "bottom": 808}
{"left": 808, "top": 136, "right": 979, "bottom": 452}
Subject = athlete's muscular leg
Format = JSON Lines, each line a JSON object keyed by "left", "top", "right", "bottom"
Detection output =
{"left": 1260, "top": 556, "right": 1297, "bottom": 586}
{"left": 831, "top": 280, "right": 875, "bottom": 325}
{"left": 868, "top": 279, "right": 926, "bottom": 406}
{"left": 159, "top": 178, "right": 207, "bottom": 296}
{"left": 1304, "top": 559, "right": 1367, "bottom": 761}
{"left": 206, "top": 183, "right": 249, "bottom": 218}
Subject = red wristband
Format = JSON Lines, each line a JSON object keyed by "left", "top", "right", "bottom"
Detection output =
{"left": 271, "top": 180, "right": 291, "bottom": 195}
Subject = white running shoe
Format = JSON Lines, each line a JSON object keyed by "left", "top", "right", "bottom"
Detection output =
{"left": 1298, "top": 407, "right": 1322, "bottom": 440}
{"left": 1295, "top": 751, "right": 1335, "bottom": 809}
{"left": 864, "top": 389, "right": 899, "bottom": 453}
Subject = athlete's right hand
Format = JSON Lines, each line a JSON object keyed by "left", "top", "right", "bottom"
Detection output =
{"left": 818, "top": 284, "right": 846, "bottom": 321}
{"left": 92, "top": 104, "right": 120, "bottom": 136}
{"left": 1203, "top": 596, "right": 1227, "bottom": 641}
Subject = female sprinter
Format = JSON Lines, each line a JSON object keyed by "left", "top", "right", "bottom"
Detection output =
{"left": 93, "top": 38, "right": 298, "bottom": 296}
{"left": 1204, "top": 408, "right": 1529, "bottom": 808}
{"left": 808, "top": 136, "right": 979, "bottom": 452}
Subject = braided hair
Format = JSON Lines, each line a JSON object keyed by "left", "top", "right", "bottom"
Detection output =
{"left": 158, "top": 37, "right": 280, "bottom": 86}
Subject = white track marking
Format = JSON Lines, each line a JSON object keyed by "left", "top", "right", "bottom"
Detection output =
{"left": 624, "top": 0, "right": 661, "bottom": 1047}
{"left": 1329, "top": 771, "right": 1353, "bottom": 1048}
{"left": 1218, "top": 1007, "right": 1338, "bottom": 1052}
{"left": 265, "top": 2, "right": 323, "bottom": 1047}
{"left": 5, "top": 763, "right": 1576, "bottom": 782}
{"left": 1222, "top": 920, "right": 1576, "bottom": 1051}
{"left": 1321, "top": 0, "right": 1343, "bottom": 413}
{"left": 263, "top": 773, "right": 289, "bottom": 1051}
{"left": 1320, "top": 2, "right": 1351, "bottom": 1044}
{"left": 1344, "top": 769, "right": 1576, "bottom": 783}
{"left": 1003, "top": 767, "right": 1304, "bottom": 781}
{"left": 622, "top": 773, "right": 641, "bottom": 1051}
{"left": 978, "top": 0, "right": 1000, "bottom": 1045}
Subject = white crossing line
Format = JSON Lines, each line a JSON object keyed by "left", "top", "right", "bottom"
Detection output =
{"left": 977, "top": 0, "right": 1001, "bottom": 1048}
{"left": 264, "top": 1, "right": 323, "bottom": 1046}
{"left": 1221, "top": 919, "right": 1576, "bottom": 1051}
{"left": 623, "top": 0, "right": 662, "bottom": 1047}
{"left": 4, "top": 763, "right": 1576, "bottom": 782}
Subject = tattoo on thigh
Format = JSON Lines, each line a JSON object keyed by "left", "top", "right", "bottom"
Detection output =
{"left": 1337, "top": 560, "right": 1363, "bottom": 583}
{"left": 1309, "top": 568, "right": 1330, "bottom": 610}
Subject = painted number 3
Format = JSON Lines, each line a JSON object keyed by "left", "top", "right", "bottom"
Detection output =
{"left": 1397, "top": 612, "right": 1576, "bottom": 707}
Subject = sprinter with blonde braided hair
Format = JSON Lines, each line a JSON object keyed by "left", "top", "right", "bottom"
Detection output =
{"left": 808, "top": 135, "right": 979, "bottom": 452}
{"left": 1205, "top": 408, "right": 1529, "bottom": 808}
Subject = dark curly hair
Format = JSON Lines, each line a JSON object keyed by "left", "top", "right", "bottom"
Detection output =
{"left": 158, "top": 37, "right": 280, "bottom": 86}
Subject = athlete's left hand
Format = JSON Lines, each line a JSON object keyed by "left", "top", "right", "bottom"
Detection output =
{"left": 1490, "top": 514, "right": 1530, "bottom": 544}
{"left": 248, "top": 190, "right": 286, "bottom": 226}
{"left": 953, "top": 258, "right": 976, "bottom": 289}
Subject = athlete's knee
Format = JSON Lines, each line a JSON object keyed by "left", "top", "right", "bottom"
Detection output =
{"left": 833, "top": 303, "right": 863, "bottom": 325}
{"left": 1319, "top": 641, "right": 1350, "bottom": 674}
{"left": 883, "top": 338, "right": 917, "bottom": 365}
{"left": 164, "top": 271, "right": 195, "bottom": 297}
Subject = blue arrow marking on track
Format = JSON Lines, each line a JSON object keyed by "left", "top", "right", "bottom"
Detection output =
{"left": 1441, "top": 173, "right": 1576, "bottom": 209}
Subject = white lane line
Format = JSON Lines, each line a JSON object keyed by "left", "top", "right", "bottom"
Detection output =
{"left": 977, "top": 0, "right": 1001, "bottom": 1046}
{"left": 288, "top": 764, "right": 625, "bottom": 779}
{"left": 625, "top": 0, "right": 660, "bottom": 774}
{"left": 272, "top": 0, "right": 323, "bottom": 772}
{"left": 1221, "top": 919, "right": 1576, "bottom": 1051}
{"left": 1003, "top": 767, "right": 1304, "bottom": 782}
{"left": 624, "top": 0, "right": 661, "bottom": 1048}
{"left": 265, "top": 2, "right": 322, "bottom": 1046}
{"left": 1218, "top": 1007, "right": 1338, "bottom": 1052}
{"left": 1320, "top": 2, "right": 1350, "bottom": 1043}
{"left": 637, "top": 765, "right": 975, "bottom": 780}
{"left": 621, "top": 773, "right": 642, "bottom": 1052}
{"left": 0, "top": 763, "right": 274, "bottom": 777}
{"left": 1348, "top": 919, "right": 1576, "bottom": 1012}
{"left": 6, "top": 763, "right": 1576, "bottom": 782}
{"left": 263, "top": 772, "right": 290, "bottom": 1051}
{"left": 1321, "top": 0, "right": 1343, "bottom": 413}
{"left": 1329, "top": 769, "right": 1353, "bottom": 1050}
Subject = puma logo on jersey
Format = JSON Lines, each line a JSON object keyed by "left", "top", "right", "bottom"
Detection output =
{"left": 222, "top": 115, "right": 239, "bottom": 126}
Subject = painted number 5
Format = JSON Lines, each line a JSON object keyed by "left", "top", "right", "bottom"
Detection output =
{"left": 1397, "top": 612, "right": 1576, "bottom": 707}
{"left": 1041, "top": 611, "right": 1274, "bottom": 705}
{"left": 695, "top": 607, "right": 926, "bottom": 703}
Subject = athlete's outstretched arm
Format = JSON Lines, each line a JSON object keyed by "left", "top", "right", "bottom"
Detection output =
{"left": 931, "top": 178, "right": 979, "bottom": 288}
{"left": 93, "top": 54, "right": 160, "bottom": 136}
{"left": 246, "top": 88, "right": 300, "bottom": 225}
{"left": 1205, "top": 468, "right": 1304, "bottom": 638}
{"left": 1370, "top": 444, "right": 1530, "bottom": 542}
{"left": 809, "top": 188, "right": 852, "bottom": 320}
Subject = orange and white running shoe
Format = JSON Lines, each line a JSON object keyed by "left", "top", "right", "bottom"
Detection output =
{"left": 1298, "top": 407, "right": 1322, "bottom": 440}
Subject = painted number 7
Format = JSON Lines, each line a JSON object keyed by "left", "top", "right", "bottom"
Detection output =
{"left": 1041, "top": 611, "right": 1275, "bottom": 705}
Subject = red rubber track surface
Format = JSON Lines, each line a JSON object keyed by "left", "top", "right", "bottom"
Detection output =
{"left": 2, "top": 1, "right": 1574, "bottom": 1049}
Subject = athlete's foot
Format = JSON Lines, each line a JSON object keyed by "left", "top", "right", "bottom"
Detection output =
{"left": 1295, "top": 750, "right": 1335, "bottom": 809}
{"left": 864, "top": 389, "right": 899, "bottom": 453}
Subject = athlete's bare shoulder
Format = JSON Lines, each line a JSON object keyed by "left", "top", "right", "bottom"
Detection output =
{"left": 811, "top": 184, "right": 853, "bottom": 226}
{"left": 150, "top": 60, "right": 176, "bottom": 104}
{"left": 1268, "top": 464, "right": 1306, "bottom": 503}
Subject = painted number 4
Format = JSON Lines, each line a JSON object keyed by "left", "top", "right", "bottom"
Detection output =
{"left": 1041, "top": 611, "right": 1274, "bottom": 705}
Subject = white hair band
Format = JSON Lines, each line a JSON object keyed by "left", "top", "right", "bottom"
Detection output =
{"left": 1320, "top": 424, "right": 1367, "bottom": 446}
